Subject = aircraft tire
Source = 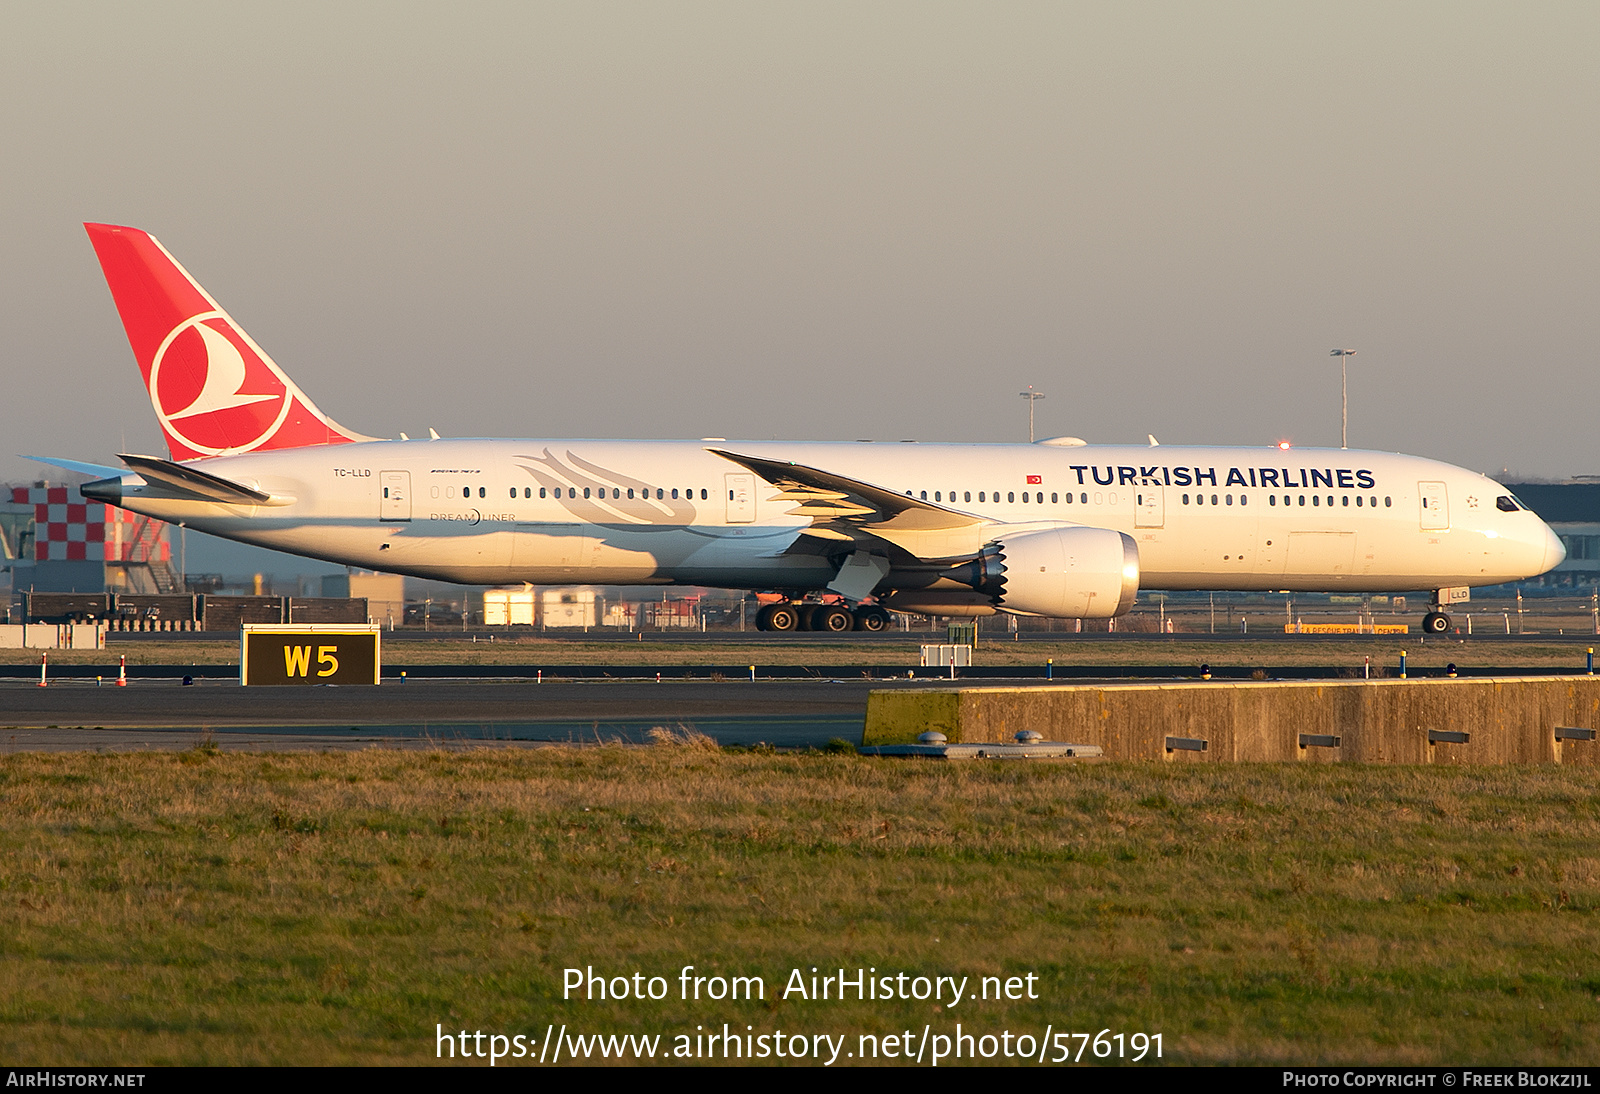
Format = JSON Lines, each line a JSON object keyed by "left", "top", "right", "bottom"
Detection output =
{"left": 1422, "top": 611, "right": 1451, "bottom": 634}
{"left": 853, "top": 606, "right": 891, "bottom": 632}
{"left": 815, "top": 605, "right": 855, "bottom": 633}
{"left": 765, "top": 605, "right": 801, "bottom": 632}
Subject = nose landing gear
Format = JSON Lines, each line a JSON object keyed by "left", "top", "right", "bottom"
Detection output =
{"left": 1423, "top": 587, "right": 1469, "bottom": 635}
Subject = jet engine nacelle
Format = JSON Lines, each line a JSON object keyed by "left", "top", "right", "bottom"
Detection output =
{"left": 943, "top": 526, "right": 1140, "bottom": 618}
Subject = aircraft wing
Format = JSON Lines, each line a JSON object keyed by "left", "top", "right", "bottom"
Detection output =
{"left": 708, "top": 448, "right": 994, "bottom": 561}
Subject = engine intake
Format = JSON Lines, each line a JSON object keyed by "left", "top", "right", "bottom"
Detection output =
{"left": 941, "top": 527, "right": 1139, "bottom": 618}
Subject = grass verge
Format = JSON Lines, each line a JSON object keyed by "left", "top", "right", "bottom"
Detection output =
{"left": 1, "top": 748, "right": 1596, "bottom": 1065}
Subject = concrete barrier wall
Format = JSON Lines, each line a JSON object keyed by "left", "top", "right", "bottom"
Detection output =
{"left": 862, "top": 677, "right": 1600, "bottom": 765}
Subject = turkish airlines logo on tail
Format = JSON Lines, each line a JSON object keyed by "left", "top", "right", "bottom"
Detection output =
{"left": 149, "top": 312, "right": 290, "bottom": 456}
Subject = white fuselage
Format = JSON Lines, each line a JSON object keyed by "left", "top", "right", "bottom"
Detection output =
{"left": 105, "top": 439, "right": 1565, "bottom": 597}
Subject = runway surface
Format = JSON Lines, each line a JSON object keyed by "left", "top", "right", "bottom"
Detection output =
{"left": 0, "top": 679, "right": 895, "bottom": 751}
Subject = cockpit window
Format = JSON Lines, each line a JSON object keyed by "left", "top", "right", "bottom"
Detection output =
{"left": 1496, "top": 495, "right": 1521, "bottom": 512}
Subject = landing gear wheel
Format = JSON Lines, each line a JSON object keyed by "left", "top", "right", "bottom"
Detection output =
{"left": 1422, "top": 611, "right": 1451, "bottom": 634}
{"left": 853, "top": 605, "right": 891, "bottom": 632}
{"left": 763, "top": 604, "right": 800, "bottom": 632}
{"left": 814, "top": 605, "right": 855, "bottom": 633}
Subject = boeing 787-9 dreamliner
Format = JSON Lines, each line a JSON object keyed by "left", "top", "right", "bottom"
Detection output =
{"left": 45, "top": 224, "right": 1564, "bottom": 634}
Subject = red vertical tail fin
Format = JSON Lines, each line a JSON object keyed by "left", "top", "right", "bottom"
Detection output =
{"left": 84, "top": 223, "right": 373, "bottom": 460}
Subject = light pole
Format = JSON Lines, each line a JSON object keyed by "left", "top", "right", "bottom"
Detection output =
{"left": 1330, "top": 349, "right": 1356, "bottom": 448}
{"left": 1019, "top": 386, "right": 1045, "bottom": 442}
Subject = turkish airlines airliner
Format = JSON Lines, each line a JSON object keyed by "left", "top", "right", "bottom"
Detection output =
{"left": 49, "top": 224, "right": 1564, "bottom": 634}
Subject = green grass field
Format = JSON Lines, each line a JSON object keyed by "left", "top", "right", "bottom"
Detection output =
{"left": 2, "top": 745, "right": 1597, "bottom": 1065}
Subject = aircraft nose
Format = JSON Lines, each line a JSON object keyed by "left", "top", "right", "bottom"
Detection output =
{"left": 1541, "top": 522, "right": 1566, "bottom": 573}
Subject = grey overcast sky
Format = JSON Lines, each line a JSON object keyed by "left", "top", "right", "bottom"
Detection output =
{"left": 3, "top": 2, "right": 1597, "bottom": 513}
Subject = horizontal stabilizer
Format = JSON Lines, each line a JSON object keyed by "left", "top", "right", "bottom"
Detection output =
{"left": 21, "top": 455, "right": 126, "bottom": 480}
{"left": 117, "top": 454, "right": 275, "bottom": 505}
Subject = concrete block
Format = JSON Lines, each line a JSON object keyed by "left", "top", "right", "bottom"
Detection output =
{"left": 860, "top": 677, "right": 1600, "bottom": 765}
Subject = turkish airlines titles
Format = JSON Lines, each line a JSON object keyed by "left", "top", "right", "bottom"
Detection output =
{"left": 1064, "top": 464, "right": 1379, "bottom": 490}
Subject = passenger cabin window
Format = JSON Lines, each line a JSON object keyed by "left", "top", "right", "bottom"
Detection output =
{"left": 672, "top": 488, "right": 679, "bottom": 499}
{"left": 1007, "top": 492, "right": 1015, "bottom": 502}
{"left": 964, "top": 491, "right": 972, "bottom": 502}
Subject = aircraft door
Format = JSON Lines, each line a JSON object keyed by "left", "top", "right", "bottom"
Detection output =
{"left": 725, "top": 473, "right": 756, "bottom": 523}
{"left": 1135, "top": 486, "right": 1164, "bottom": 528}
{"left": 1419, "top": 482, "right": 1449, "bottom": 530}
{"left": 379, "top": 471, "right": 411, "bottom": 521}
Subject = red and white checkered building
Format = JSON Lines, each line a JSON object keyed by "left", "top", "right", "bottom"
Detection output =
{"left": 9, "top": 485, "right": 169, "bottom": 565}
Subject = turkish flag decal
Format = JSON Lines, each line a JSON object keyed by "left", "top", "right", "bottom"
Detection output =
{"left": 1026, "top": 475, "right": 1042, "bottom": 485}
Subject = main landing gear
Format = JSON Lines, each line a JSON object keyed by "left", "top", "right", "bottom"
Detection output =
{"left": 755, "top": 602, "right": 890, "bottom": 633}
